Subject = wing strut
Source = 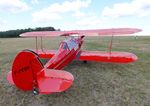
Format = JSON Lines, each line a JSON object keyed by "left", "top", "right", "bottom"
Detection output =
{"left": 108, "top": 35, "right": 114, "bottom": 55}
{"left": 35, "top": 37, "right": 38, "bottom": 53}
{"left": 35, "top": 37, "right": 44, "bottom": 53}
{"left": 40, "top": 37, "right": 44, "bottom": 52}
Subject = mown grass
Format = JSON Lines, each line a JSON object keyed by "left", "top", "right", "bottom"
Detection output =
{"left": 0, "top": 36, "right": 150, "bottom": 106}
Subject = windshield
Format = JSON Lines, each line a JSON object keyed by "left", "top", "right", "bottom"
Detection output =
{"left": 60, "top": 38, "right": 78, "bottom": 50}
{"left": 62, "top": 38, "right": 78, "bottom": 50}
{"left": 67, "top": 40, "right": 77, "bottom": 50}
{"left": 60, "top": 42, "right": 69, "bottom": 50}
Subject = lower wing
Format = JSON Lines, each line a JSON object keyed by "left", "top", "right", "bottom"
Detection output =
{"left": 33, "top": 50, "right": 57, "bottom": 58}
{"left": 79, "top": 50, "right": 137, "bottom": 63}
{"left": 33, "top": 49, "right": 137, "bottom": 63}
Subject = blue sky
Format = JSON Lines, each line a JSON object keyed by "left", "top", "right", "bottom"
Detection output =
{"left": 0, "top": 0, "right": 150, "bottom": 35}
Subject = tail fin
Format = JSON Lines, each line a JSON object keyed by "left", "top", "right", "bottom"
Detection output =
{"left": 11, "top": 49, "right": 43, "bottom": 91}
{"left": 8, "top": 49, "right": 74, "bottom": 94}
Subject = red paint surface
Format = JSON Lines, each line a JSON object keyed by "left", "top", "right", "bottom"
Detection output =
{"left": 34, "top": 50, "right": 57, "bottom": 58}
{"left": 37, "top": 69, "right": 74, "bottom": 94}
{"left": 80, "top": 51, "right": 137, "bottom": 63}
{"left": 11, "top": 50, "right": 43, "bottom": 91}
{"left": 20, "top": 28, "right": 142, "bottom": 37}
{"left": 7, "top": 71, "right": 14, "bottom": 85}
{"left": 7, "top": 28, "right": 141, "bottom": 94}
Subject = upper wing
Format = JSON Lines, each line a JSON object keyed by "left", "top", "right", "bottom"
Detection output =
{"left": 20, "top": 28, "right": 142, "bottom": 37}
{"left": 20, "top": 31, "right": 71, "bottom": 37}
{"left": 79, "top": 50, "right": 138, "bottom": 63}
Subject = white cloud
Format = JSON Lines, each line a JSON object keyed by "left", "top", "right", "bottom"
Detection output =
{"left": 45, "top": 0, "right": 91, "bottom": 13}
{"left": 31, "top": 0, "right": 39, "bottom": 4}
{"left": 72, "top": 11, "right": 85, "bottom": 18}
{"left": 76, "top": 15, "right": 101, "bottom": 26}
{"left": 0, "top": 19, "right": 7, "bottom": 30}
{"left": 32, "top": 0, "right": 91, "bottom": 22}
{"left": 0, "top": 0, "right": 29, "bottom": 13}
{"left": 102, "top": 0, "right": 150, "bottom": 17}
{"left": 33, "top": 13, "right": 62, "bottom": 23}
{"left": 0, "top": 19, "right": 7, "bottom": 25}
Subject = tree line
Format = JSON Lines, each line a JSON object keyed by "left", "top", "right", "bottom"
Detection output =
{"left": 0, "top": 26, "right": 57, "bottom": 38}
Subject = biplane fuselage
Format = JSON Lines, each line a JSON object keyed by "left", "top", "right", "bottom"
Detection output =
{"left": 44, "top": 36, "right": 83, "bottom": 70}
{"left": 7, "top": 28, "right": 142, "bottom": 94}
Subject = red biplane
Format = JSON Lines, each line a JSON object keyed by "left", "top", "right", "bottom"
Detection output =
{"left": 7, "top": 28, "right": 141, "bottom": 94}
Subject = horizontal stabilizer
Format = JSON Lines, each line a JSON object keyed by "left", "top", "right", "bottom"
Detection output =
{"left": 7, "top": 71, "right": 14, "bottom": 85}
{"left": 37, "top": 69, "right": 74, "bottom": 94}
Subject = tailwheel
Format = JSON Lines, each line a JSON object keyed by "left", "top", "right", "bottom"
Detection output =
{"left": 33, "top": 87, "right": 39, "bottom": 95}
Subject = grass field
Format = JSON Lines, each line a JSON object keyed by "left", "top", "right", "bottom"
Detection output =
{"left": 0, "top": 36, "right": 150, "bottom": 106}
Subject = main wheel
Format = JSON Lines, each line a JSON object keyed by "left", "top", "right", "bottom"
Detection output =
{"left": 83, "top": 60, "right": 87, "bottom": 63}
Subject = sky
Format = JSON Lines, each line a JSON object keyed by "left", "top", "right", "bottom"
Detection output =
{"left": 0, "top": 0, "right": 150, "bottom": 35}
